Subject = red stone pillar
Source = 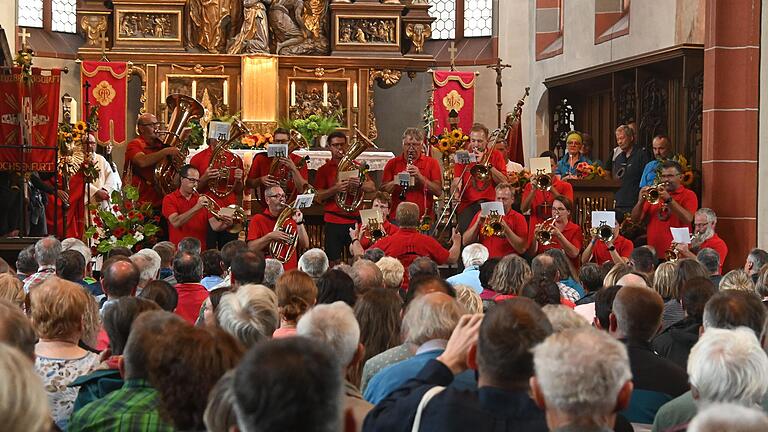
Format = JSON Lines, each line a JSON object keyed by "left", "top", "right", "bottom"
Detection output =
{"left": 702, "top": 0, "right": 761, "bottom": 271}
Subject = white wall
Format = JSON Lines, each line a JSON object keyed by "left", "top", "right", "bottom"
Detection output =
{"left": 758, "top": 1, "right": 768, "bottom": 248}
{"left": 3, "top": 0, "right": 16, "bottom": 54}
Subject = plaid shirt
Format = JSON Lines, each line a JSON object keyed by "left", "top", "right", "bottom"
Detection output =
{"left": 23, "top": 265, "right": 56, "bottom": 293}
{"left": 558, "top": 281, "right": 581, "bottom": 303}
{"left": 68, "top": 379, "right": 174, "bottom": 432}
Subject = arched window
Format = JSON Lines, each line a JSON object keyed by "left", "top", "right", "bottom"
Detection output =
{"left": 17, "top": 0, "right": 77, "bottom": 34}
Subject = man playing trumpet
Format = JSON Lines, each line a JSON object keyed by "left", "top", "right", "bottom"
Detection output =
{"left": 528, "top": 197, "right": 583, "bottom": 267}
{"left": 245, "top": 127, "right": 309, "bottom": 205}
{"left": 246, "top": 184, "right": 309, "bottom": 271}
{"left": 462, "top": 183, "right": 528, "bottom": 258}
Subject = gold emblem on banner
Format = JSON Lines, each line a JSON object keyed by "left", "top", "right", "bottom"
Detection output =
{"left": 442, "top": 90, "right": 464, "bottom": 113}
{"left": 93, "top": 80, "right": 116, "bottom": 106}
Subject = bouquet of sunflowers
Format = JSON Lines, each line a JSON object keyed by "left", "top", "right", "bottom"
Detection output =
{"left": 657, "top": 154, "right": 696, "bottom": 186}
{"left": 86, "top": 185, "right": 161, "bottom": 254}
{"left": 429, "top": 127, "right": 469, "bottom": 155}
{"left": 575, "top": 161, "right": 608, "bottom": 180}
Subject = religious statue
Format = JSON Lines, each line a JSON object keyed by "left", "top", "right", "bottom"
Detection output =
{"left": 268, "top": 0, "right": 329, "bottom": 55}
{"left": 188, "top": 0, "right": 243, "bottom": 53}
{"left": 228, "top": 0, "right": 270, "bottom": 53}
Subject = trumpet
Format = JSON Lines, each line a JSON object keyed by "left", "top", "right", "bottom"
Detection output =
{"left": 591, "top": 222, "right": 615, "bottom": 243}
{"left": 194, "top": 189, "right": 246, "bottom": 234}
{"left": 532, "top": 173, "right": 552, "bottom": 191}
{"left": 643, "top": 182, "right": 670, "bottom": 205}
{"left": 535, "top": 217, "right": 557, "bottom": 245}
{"left": 481, "top": 210, "right": 505, "bottom": 237}
{"left": 366, "top": 218, "right": 387, "bottom": 243}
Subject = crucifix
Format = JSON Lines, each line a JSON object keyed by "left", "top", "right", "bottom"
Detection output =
{"left": 97, "top": 31, "right": 109, "bottom": 61}
{"left": 487, "top": 57, "right": 511, "bottom": 128}
{"left": 18, "top": 28, "right": 31, "bottom": 50}
{"left": 448, "top": 41, "right": 458, "bottom": 71}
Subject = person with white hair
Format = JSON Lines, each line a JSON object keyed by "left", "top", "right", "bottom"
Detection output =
{"left": 0, "top": 343, "right": 52, "bottom": 432}
{"left": 363, "top": 292, "right": 471, "bottom": 405}
{"left": 675, "top": 208, "right": 728, "bottom": 273}
{"left": 542, "top": 304, "right": 589, "bottom": 333}
{"left": 446, "top": 243, "right": 488, "bottom": 294}
{"left": 130, "top": 249, "right": 162, "bottom": 295}
{"left": 296, "top": 302, "right": 372, "bottom": 432}
{"left": 262, "top": 258, "right": 284, "bottom": 290}
{"left": 688, "top": 403, "right": 768, "bottom": 432}
{"left": 375, "top": 256, "right": 405, "bottom": 291}
{"left": 216, "top": 284, "right": 279, "bottom": 348}
{"left": 298, "top": 248, "right": 329, "bottom": 281}
{"left": 531, "top": 327, "right": 633, "bottom": 432}
{"left": 24, "top": 236, "right": 61, "bottom": 292}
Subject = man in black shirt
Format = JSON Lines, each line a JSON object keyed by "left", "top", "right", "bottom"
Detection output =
{"left": 611, "top": 125, "right": 650, "bottom": 215}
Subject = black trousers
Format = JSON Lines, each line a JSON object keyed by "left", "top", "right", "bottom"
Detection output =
{"left": 324, "top": 222, "right": 355, "bottom": 262}
{"left": 457, "top": 201, "right": 482, "bottom": 234}
{"left": 207, "top": 227, "right": 238, "bottom": 250}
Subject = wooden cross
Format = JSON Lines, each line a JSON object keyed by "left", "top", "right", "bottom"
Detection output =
{"left": 18, "top": 28, "right": 31, "bottom": 50}
{"left": 448, "top": 41, "right": 458, "bottom": 71}
{"left": 97, "top": 31, "right": 109, "bottom": 61}
{"left": 487, "top": 58, "right": 511, "bottom": 128}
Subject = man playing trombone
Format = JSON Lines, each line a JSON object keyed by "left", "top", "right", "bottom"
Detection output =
{"left": 246, "top": 184, "right": 309, "bottom": 271}
{"left": 452, "top": 123, "right": 508, "bottom": 232}
{"left": 462, "top": 183, "right": 528, "bottom": 258}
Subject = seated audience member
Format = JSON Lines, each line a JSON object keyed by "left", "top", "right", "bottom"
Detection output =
{"left": 152, "top": 241, "right": 177, "bottom": 285}
{"left": 0, "top": 299, "right": 37, "bottom": 359}
{"left": 542, "top": 304, "right": 590, "bottom": 332}
{"left": 0, "top": 343, "right": 51, "bottom": 432}
{"left": 744, "top": 248, "right": 768, "bottom": 284}
{"left": 545, "top": 248, "right": 584, "bottom": 297}
{"left": 697, "top": 247, "right": 722, "bottom": 288}
{"left": 70, "top": 297, "right": 161, "bottom": 414}
{"left": 31, "top": 277, "right": 100, "bottom": 430}
{"left": 24, "top": 236, "right": 61, "bottom": 292}
{"left": 216, "top": 284, "right": 279, "bottom": 347}
{"left": 137, "top": 279, "right": 178, "bottom": 312}
{"left": 263, "top": 258, "right": 284, "bottom": 290}
{"left": 351, "top": 259, "right": 384, "bottom": 294}
{"left": 487, "top": 255, "right": 531, "bottom": 305}
{"left": 16, "top": 244, "right": 38, "bottom": 281}
{"left": 404, "top": 275, "right": 457, "bottom": 306}
{"left": 363, "top": 248, "right": 386, "bottom": 263}
{"left": 446, "top": 243, "right": 488, "bottom": 294}
{"left": 603, "top": 262, "right": 632, "bottom": 287}
{"left": 477, "top": 257, "right": 500, "bottom": 307}
{"left": 204, "top": 370, "right": 238, "bottom": 432}
{"left": 0, "top": 273, "right": 25, "bottom": 309}
{"left": 173, "top": 251, "right": 209, "bottom": 324}
{"left": 609, "top": 286, "right": 689, "bottom": 424}
{"left": 364, "top": 292, "right": 472, "bottom": 405}
{"left": 200, "top": 249, "right": 225, "bottom": 290}
{"left": 197, "top": 287, "right": 230, "bottom": 328}
{"left": 668, "top": 259, "right": 709, "bottom": 328}
{"left": 756, "top": 264, "right": 768, "bottom": 306}
{"left": 531, "top": 327, "right": 633, "bottom": 432}
{"left": 298, "top": 248, "right": 330, "bottom": 282}
{"left": 591, "top": 285, "right": 623, "bottom": 330}
{"left": 376, "top": 256, "right": 406, "bottom": 291}
{"left": 209, "top": 240, "right": 249, "bottom": 289}
{"left": 532, "top": 254, "right": 580, "bottom": 303}
{"left": 128, "top": 254, "right": 157, "bottom": 296}
{"left": 651, "top": 277, "right": 716, "bottom": 368}
{"left": 353, "top": 288, "right": 402, "bottom": 387}
{"left": 69, "top": 311, "right": 186, "bottom": 431}
{"left": 106, "top": 247, "right": 133, "bottom": 259}
{"left": 274, "top": 270, "right": 317, "bottom": 338}
{"left": 101, "top": 257, "right": 140, "bottom": 308}
{"left": 233, "top": 338, "right": 343, "bottom": 432}
{"left": 177, "top": 237, "right": 202, "bottom": 255}
{"left": 297, "top": 302, "right": 373, "bottom": 431}
{"left": 133, "top": 248, "right": 162, "bottom": 282}
{"left": 576, "top": 263, "right": 602, "bottom": 305}
{"left": 453, "top": 284, "right": 483, "bottom": 314}
{"left": 630, "top": 246, "right": 657, "bottom": 280}
{"left": 56, "top": 249, "right": 88, "bottom": 285}
{"left": 365, "top": 298, "right": 552, "bottom": 432}
{"left": 408, "top": 256, "right": 440, "bottom": 281}
{"left": 520, "top": 276, "right": 562, "bottom": 308}
{"left": 316, "top": 269, "right": 356, "bottom": 306}
{"left": 719, "top": 269, "right": 755, "bottom": 292}
{"left": 616, "top": 272, "right": 649, "bottom": 288}
{"left": 230, "top": 251, "right": 266, "bottom": 289}
{"left": 687, "top": 403, "right": 768, "bottom": 432}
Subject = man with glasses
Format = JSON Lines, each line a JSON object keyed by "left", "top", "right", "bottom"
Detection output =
{"left": 381, "top": 127, "right": 442, "bottom": 224}
{"left": 246, "top": 184, "right": 309, "bottom": 271}
{"left": 631, "top": 160, "right": 697, "bottom": 260}
{"left": 245, "top": 128, "right": 308, "bottom": 206}
{"left": 611, "top": 124, "right": 649, "bottom": 215}
{"left": 462, "top": 183, "right": 528, "bottom": 258}
{"left": 161, "top": 165, "right": 232, "bottom": 248}
{"left": 315, "top": 131, "right": 375, "bottom": 265}
{"left": 673, "top": 208, "right": 728, "bottom": 272}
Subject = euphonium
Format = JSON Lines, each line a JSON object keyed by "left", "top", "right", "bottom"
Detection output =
{"left": 193, "top": 189, "right": 246, "bottom": 234}
{"left": 154, "top": 94, "right": 205, "bottom": 195}
{"left": 643, "top": 182, "right": 669, "bottom": 205}
{"left": 269, "top": 130, "right": 310, "bottom": 198}
{"left": 268, "top": 200, "right": 300, "bottom": 264}
{"left": 481, "top": 210, "right": 505, "bottom": 237}
{"left": 591, "top": 222, "right": 616, "bottom": 243}
{"left": 532, "top": 173, "right": 552, "bottom": 191}
{"left": 336, "top": 128, "right": 379, "bottom": 212}
{"left": 208, "top": 118, "right": 248, "bottom": 198}
{"left": 535, "top": 217, "right": 556, "bottom": 245}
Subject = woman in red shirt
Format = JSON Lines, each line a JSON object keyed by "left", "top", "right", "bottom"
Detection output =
{"left": 529, "top": 197, "right": 583, "bottom": 267}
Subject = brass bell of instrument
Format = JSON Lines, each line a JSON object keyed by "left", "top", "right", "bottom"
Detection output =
{"left": 532, "top": 173, "right": 552, "bottom": 191}
{"left": 535, "top": 217, "right": 556, "bottom": 245}
{"left": 643, "top": 182, "right": 669, "bottom": 205}
{"left": 591, "top": 222, "right": 615, "bottom": 243}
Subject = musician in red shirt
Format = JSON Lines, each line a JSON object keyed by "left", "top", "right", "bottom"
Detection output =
{"left": 244, "top": 128, "right": 309, "bottom": 205}
{"left": 381, "top": 127, "right": 442, "bottom": 223}
{"left": 246, "top": 185, "right": 309, "bottom": 271}
{"left": 189, "top": 125, "right": 244, "bottom": 249}
{"left": 161, "top": 165, "right": 232, "bottom": 248}
{"left": 675, "top": 207, "right": 728, "bottom": 272}
{"left": 581, "top": 219, "right": 633, "bottom": 265}
{"left": 529, "top": 197, "right": 583, "bottom": 267}
{"left": 462, "top": 183, "right": 528, "bottom": 258}
{"left": 452, "top": 123, "right": 508, "bottom": 232}
{"left": 631, "top": 160, "right": 697, "bottom": 259}
{"left": 521, "top": 151, "right": 575, "bottom": 242}
{"left": 315, "top": 131, "right": 375, "bottom": 264}
{"left": 358, "top": 192, "right": 400, "bottom": 249}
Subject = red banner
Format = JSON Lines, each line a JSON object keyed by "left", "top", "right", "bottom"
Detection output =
{"left": 0, "top": 67, "right": 60, "bottom": 172}
{"left": 81, "top": 61, "right": 128, "bottom": 146}
{"left": 432, "top": 71, "right": 476, "bottom": 135}
{"left": 507, "top": 111, "right": 524, "bottom": 165}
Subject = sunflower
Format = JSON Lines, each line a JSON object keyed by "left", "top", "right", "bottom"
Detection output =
{"left": 681, "top": 171, "right": 694, "bottom": 186}
{"left": 74, "top": 121, "right": 87, "bottom": 133}
{"left": 264, "top": 133, "right": 274, "bottom": 144}
{"left": 450, "top": 129, "right": 463, "bottom": 140}
{"left": 596, "top": 167, "right": 606, "bottom": 177}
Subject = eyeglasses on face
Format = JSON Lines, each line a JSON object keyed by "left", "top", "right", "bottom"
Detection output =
{"left": 138, "top": 121, "right": 160, "bottom": 127}
{"left": 267, "top": 193, "right": 286, "bottom": 199}
{"left": 182, "top": 176, "right": 199, "bottom": 183}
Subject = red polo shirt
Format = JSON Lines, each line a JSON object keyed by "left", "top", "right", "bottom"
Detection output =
{"left": 162, "top": 190, "right": 210, "bottom": 247}
{"left": 371, "top": 227, "right": 450, "bottom": 271}
{"left": 174, "top": 282, "right": 209, "bottom": 324}
{"left": 522, "top": 178, "right": 575, "bottom": 240}
{"left": 315, "top": 158, "right": 361, "bottom": 225}
{"left": 360, "top": 219, "right": 399, "bottom": 249}
{"left": 589, "top": 235, "right": 634, "bottom": 265}
{"left": 382, "top": 154, "right": 442, "bottom": 220}
{"left": 453, "top": 149, "right": 507, "bottom": 214}
{"left": 468, "top": 209, "right": 528, "bottom": 258}
{"left": 189, "top": 146, "right": 243, "bottom": 207}
{"left": 698, "top": 234, "right": 728, "bottom": 273}
{"left": 246, "top": 151, "right": 308, "bottom": 203}
{"left": 641, "top": 186, "right": 698, "bottom": 258}
{"left": 536, "top": 221, "right": 584, "bottom": 268}
{"left": 246, "top": 208, "right": 298, "bottom": 270}
{"left": 125, "top": 136, "right": 165, "bottom": 208}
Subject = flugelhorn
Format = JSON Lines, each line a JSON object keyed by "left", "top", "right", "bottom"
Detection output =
{"left": 534, "top": 217, "right": 556, "bottom": 245}
{"left": 336, "top": 128, "right": 378, "bottom": 212}
{"left": 532, "top": 172, "right": 552, "bottom": 191}
{"left": 591, "top": 222, "right": 615, "bottom": 243}
{"left": 154, "top": 94, "right": 205, "bottom": 195}
{"left": 208, "top": 118, "right": 248, "bottom": 198}
{"left": 481, "top": 210, "right": 505, "bottom": 237}
{"left": 366, "top": 218, "right": 387, "bottom": 243}
{"left": 666, "top": 232, "right": 701, "bottom": 262}
{"left": 643, "top": 182, "right": 669, "bottom": 205}
{"left": 194, "top": 189, "right": 246, "bottom": 234}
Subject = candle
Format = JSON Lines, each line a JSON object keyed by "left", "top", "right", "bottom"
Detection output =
{"left": 191, "top": 80, "right": 197, "bottom": 98}
{"left": 223, "top": 80, "right": 228, "bottom": 105}
{"left": 160, "top": 81, "right": 166, "bottom": 101}
{"left": 322, "top": 82, "right": 328, "bottom": 106}
{"left": 353, "top": 83, "right": 358, "bottom": 109}
{"left": 70, "top": 99, "right": 78, "bottom": 124}
{"left": 290, "top": 82, "right": 296, "bottom": 106}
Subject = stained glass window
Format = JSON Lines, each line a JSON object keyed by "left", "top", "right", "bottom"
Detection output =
{"left": 18, "top": 0, "right": 44, "bottom": 28}
{"left": 431, "top": 0, "right": 456, "bottom": 40}
{"left": 464, "top": 0, "right": 492, "bottom": 37}
{"left": 51, "top": 0, "right": 78, "bottom": 33}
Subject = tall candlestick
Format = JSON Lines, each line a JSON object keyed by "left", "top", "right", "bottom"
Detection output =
{"left": 70, "top": 99, "right": 78, "bottom": 124}
{"left": 191, "top": 80, "right": 197, "bottom": 98}
{"left": 223, "top": 80, "right": 228, "bottom": 105}
{"left": 353, "top": 83, "right": 358, "bottom": 108}
{"left": 290, "top": 82, "right": 296, "bottom": 106}
{"left": 322, "top": 82, "right": 328, "bottom": 106}
{"left": 160, "top": 81, "right": 166, "bottom": 101}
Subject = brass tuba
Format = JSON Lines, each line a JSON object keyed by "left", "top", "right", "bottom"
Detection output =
{"left": 268, "top": 200, "right": 300, "bottom": 264}
{"left": 643, "top": 182, "right": 669, "bottom": 205}
{"left": 268, "top": 129, "right": 310, "bottom": 200}
{"left": 335, "top": 128, "right": 378, "bottom": 212}
{"left": 591, "top": 222, "right": 615, "bottom": 243}
{"left": 534, "top": 217, "right": 556, "bottom": 245}
{"left": 208, "top": 118, "right": 248, "bottom": 198}
{"left": 194, "top": 189, "right": 247, "bottom": 234}
{"left": 154, "top": 94, "right": 205, "bottom": 195}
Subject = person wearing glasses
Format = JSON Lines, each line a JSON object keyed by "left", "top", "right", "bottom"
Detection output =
{"left": 609, "top": 124, "right": 650, "bottom": 215}
{"left": 162, "top": 164, "right": 233, "bottom": 248}
{"left": 673, "top": 208, "right": 728, "bottom": 273}
{"left": 246, "top": 185, "right": 309, "bottom": 271}
{"left": 245, "top": 127, "right": 309, "bottom": 206}
{"left": 529, "top": 197, "right": 583, "bottom": 267}
{"left": 381, "top": 127, "right": 442, "bottom": 224}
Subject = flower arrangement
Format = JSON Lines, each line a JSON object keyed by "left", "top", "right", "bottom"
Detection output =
{"left": 14, "top": 47, "right": 34, "bottom": 83}
{"left": 418, "top": 214, "right": 432, "bottom": 233}
{"left": 429, "top": 127, "right": 469, "bottom": 155}
{"left": 182, "top": 119, "right": 205, "bottom": 150}
{"left": 280, "top": 113, "right": 341, "bottom": 146}
{"left": 508, "top": 169, "right": 532, "bottom": 189}
{"left": 575, "top": 161, "right": 608, "bottom": 180}
{"left": 85, "top": 185, "right": 161, "bottom": 254}
{"left": 233, "top": 132, "right": 273, "bottom": 150}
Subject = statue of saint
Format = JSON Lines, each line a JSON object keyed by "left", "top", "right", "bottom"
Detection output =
{"left": 228, "top": 0, "right": 270, "bottom": 53}
{"left": 188, "top": 0, "right": 243, "bottom": 53}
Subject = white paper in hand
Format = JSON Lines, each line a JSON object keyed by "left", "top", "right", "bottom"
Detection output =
{"left": 208, "top": 121, "right": 230, "bottom": 141}
{"left": 480, "top": 201, "right": 505, "bottom": 217}
{"left": 670, "top": 227, "right": 692, "bottom": 244}
{"left": 267, "top": 143, "right": 289, "bottom": 158}
{"left": 529, "top": 157, "right": 552, "bottom": 176}
{"left": 591, "top": 211, "right": 616, "bottom": 228}
{"left": 359, "top": 209, "right": 383, "bottom": 227}
{"left": 293, "top": 194, "right": 315, "bottom": 209}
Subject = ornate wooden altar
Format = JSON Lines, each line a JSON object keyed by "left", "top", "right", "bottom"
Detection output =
{"left": 566, "top": 178, "right": 621, "bottom": 235}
